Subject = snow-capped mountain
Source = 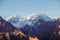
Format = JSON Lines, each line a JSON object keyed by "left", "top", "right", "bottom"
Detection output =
{"left": 6, "top": 14, "right": 54, "bottom": 28}
{"left": 5, "top": 14, "right": 58, "bottom": 40}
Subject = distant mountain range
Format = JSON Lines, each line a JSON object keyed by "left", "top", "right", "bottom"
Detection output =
{"left": 6, "top": 14, "right": 55, "bottom": 28}
{"left": 5, "top": 14, "right": 58, "bottom": 38}
{"left": 0, "top": 14, "right": 60, "bottom": 40}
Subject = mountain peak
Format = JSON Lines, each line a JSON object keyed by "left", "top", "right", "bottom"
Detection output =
{"left": 6, "top": 15, "right": 20, "bottom": 21}
{"left": 5, "top": 14, "right": 55, "bottom": 28}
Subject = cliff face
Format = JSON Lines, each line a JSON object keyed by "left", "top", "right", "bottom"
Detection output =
{"left": 0, "top": 16, "right": 17, "bottom": 33}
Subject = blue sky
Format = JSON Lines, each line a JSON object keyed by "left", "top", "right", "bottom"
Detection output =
{"left": 0, "top": 0, "right": 60, "bottom": 19}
